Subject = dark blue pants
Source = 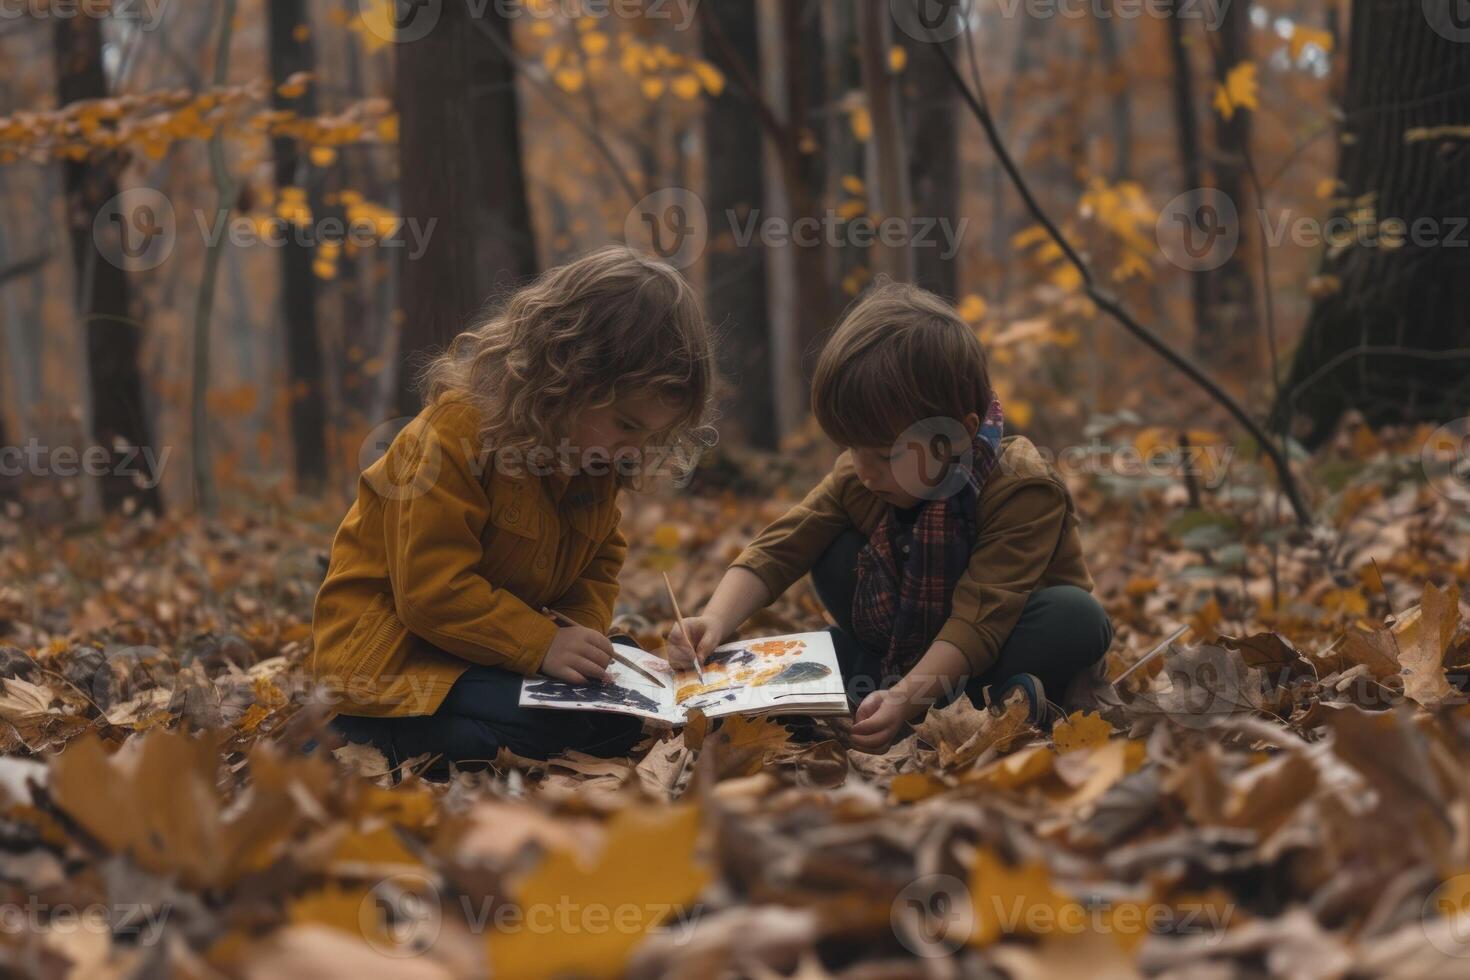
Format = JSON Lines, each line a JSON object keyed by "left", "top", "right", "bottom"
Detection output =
{"left": 332, "top": 648, "right": 645, "bottom": 771}
{"left": 811, "top": 528, "right": 1113, "bottom": 708}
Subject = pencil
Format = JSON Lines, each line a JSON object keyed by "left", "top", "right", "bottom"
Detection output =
{"left": 663, "top": 571, "right": 706, "bottom": 684}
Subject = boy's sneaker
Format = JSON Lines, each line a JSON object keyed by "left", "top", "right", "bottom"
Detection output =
{"left": 984, "top": 673, "right": 1057, "bottom": 729}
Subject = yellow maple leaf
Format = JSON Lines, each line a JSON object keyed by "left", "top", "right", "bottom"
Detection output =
{"left": 969, "top": 847, "right": 1075, "bottom": 947}
{"left": 1213, "top": 62, "right": 1258, "bottom": 121}
{"left": 889, "top": 45, "right": 908, "bottom": 72}
{"left": 488, "top": 806, "right": 710, "bottom": 978}
{"left": 1051, "top": 711, "right": 1112, "bottom": 754}
{"left": 849, "top": 104, "right": 873, "bottom": 142}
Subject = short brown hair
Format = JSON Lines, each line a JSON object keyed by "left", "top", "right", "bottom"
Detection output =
{"left": 811, "top": 281, "right": 992, "bottom": 448}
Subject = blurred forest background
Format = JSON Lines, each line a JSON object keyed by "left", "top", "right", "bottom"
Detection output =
{"left": 4, "top": 0, "right": 1463, "bottom": 522}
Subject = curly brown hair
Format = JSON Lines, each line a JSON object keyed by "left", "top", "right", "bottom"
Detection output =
{"left": 419, "top": 245, "right": 716, "bottom": 486}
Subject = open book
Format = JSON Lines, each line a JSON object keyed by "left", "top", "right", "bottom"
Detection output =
{"left": 518, "top": 630, "right": 850, "bottom": 726}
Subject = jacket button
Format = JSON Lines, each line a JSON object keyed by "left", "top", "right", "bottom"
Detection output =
{"left": 505, "top": 508, "right": 520, "bottom": 522}
{"left": 536, "top": 555, "right": 549, "bottom": 569}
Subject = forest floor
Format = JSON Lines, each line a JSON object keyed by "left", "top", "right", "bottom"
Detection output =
{"left": 1, "top": 418, "right": 1469, "bottom": 977}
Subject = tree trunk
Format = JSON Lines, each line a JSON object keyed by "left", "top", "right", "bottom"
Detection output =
{"left": 756, "top": 0, "right": 830, "bottom": 438}
{"left": 395, "top": 5, "right": 536, "bottom": 417}
{"left": 1202, "top": 0, "right": 1258, "bottom": 370}
{"left": 55, "top": 15, "right": 161, "bottom": 515}
{"left": 1272, "top": 0, "right": 1470, "bottom": 445}
{"left": 901, "top": 26, "right": 960, "bottom": 299}
{"left": 1094, "top": 6, "right": 1133, "bottom": 182}
{"left": 267, "top": 0, "right": 327, "bottom": 491}
{"left": 857, "top": 1, "right": 914, "bottom": 283}
{"left": 1165, "top": 0, "right": 1210, "bottom": 343}
{"left": 703, "top": 1, "right": 777, "bottom": 449}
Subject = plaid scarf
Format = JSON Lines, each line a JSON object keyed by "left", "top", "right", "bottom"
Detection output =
{"left": 850, "top": 398, "right": 1006, "bottom": 680}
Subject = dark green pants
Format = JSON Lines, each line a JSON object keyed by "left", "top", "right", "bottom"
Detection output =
{"left": 811, "top": 528, "right": 1112, "bottom": 706}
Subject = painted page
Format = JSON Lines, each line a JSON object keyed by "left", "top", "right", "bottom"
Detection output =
{"left": 671, "top": 631, "right": 850, "bottom": 721}
{"left": 518, "top": 642, "right": 682, "bottom": 725}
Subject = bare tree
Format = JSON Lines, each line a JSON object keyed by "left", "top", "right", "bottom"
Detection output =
{"left": 55, "top": 15, "right": 160, "bottom": 514}
{"left": 703, "top": 1, "right": 776, "bottom": 448}
{"left": 901, "top": 25, "right": 960, "bottom": 298}
{"left": 395, "top": 3, "right": 536, "bottom": 417}
{"left": 857, "top": 1, "right": 914, "bottom": 283}
{"left": 1273, "top": 0, "right": 1470, "bottom": 444}
{"left": 267, "top": 0, "right": 326, "bottom": 491}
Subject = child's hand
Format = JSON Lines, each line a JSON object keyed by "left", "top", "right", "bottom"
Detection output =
{"left": 542, "top": 626, "right": 616, "bottom": 684}
{"left": 848, "top": 689, "right": 913, "bottom": 754}
{"left": 666, "top": 615, "right": 723, "bottom": 668}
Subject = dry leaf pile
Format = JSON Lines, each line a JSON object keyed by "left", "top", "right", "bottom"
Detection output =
{"left": 1, "top": 421, "right": 1469, "bottom": 977}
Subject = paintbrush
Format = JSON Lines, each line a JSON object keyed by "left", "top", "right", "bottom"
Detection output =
{"left": 662, "top": 571, "right": 707, "bottom": 685}
{"left": 541, "top": 607, "right": 669, "bottom": 689}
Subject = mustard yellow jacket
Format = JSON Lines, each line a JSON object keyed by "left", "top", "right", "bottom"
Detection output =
{"left": 731, "top": 437, "right": 1094, "bottom": 676}
{"left": 310, "top": 397, "right": 625, "bottom": 718}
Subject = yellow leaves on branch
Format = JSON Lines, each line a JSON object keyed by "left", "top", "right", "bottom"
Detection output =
{"left": 0, "top": 83, "right": 395, "bottom": 167}
{"left": 537, "top": 25, "right": 724, "bottom": 101}
{"left": 1213, "top": 62, "right": 1259, "bottom": 121}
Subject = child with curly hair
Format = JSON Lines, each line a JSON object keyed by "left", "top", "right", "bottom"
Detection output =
{"left": 312, "top": 246, "right": 715, "bottom": 767}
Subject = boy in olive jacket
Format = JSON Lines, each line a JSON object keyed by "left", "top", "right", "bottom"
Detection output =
{"left": 671, "top": 283, "right": 1112, "bottom": 751}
